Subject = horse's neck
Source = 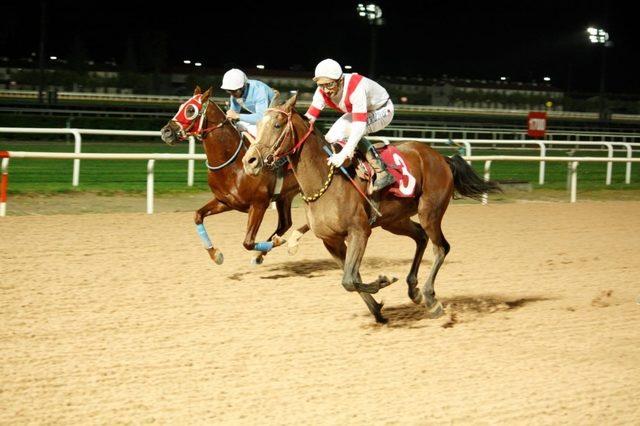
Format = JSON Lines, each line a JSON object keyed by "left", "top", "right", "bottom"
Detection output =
{"left": 291, "top": 126, "right": 336, "bottom": 196}
{"left": 201, "top": 110, "right": 243, "bottom": 167}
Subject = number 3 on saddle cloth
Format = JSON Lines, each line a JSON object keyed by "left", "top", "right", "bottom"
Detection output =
{"left": 335, "top": 142, "right": 417, "bottom": 197}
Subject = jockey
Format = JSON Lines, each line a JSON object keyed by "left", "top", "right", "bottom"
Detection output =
{"left": 304, "top": 58, "right": 396, "bottom": 192}
{"left": 221, "top": 68, "right": 276, "bottom": 137}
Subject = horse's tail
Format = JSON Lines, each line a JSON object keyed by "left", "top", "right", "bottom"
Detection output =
{"left": 445, "top": 154, "right": 502, "bottom": 201}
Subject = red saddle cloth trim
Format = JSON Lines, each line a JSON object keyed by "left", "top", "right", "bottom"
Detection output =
{"left": 379, "top": 145, "right": 415, "bottom": 198}
{"left": 344, "top": 143, "right": 415, "bottom": 198}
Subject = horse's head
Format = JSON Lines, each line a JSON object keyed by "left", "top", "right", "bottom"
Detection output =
{"left": 161, "top": 86, "right": 217, "bottom": 145}
{"left": 242, "top": 92, "right": 300, "bottom": 176}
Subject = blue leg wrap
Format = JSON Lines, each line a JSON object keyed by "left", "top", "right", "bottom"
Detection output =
{"left": 196, "top": 223, "right": 213, "bottom": 249}
{"left": 253, "top": 241, "right": 274, "bottom": 252}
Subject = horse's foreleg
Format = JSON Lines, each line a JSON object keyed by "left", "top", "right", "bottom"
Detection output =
{"left": 381, "top": 218, "right": 428, "bottom": 304}
{"left": 195, "top": 198, "right": 231, "bottom": 265}
{"left": 287, "top": 223, "right": 310, "bottom": 255}
{"left": 243, "top": 204, "right": 273, "bottom": 265}
{"left": 342, "top": 230, "right": 389, "bottom": 323}
{"left": 269, "top": 197, "right": 293, "bottom": 240}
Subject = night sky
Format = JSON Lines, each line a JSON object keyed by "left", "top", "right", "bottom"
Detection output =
{"left": 2, "top": 1, "right": 637, "bottom": 94}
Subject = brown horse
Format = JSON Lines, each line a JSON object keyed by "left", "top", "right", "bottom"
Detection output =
{"left": 160, "top": 86, "right": 306, "bottom": 264}
{"left": 242, "top": 94, "right": 501, "bottom": 323}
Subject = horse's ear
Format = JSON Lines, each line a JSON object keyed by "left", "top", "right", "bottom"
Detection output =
{"left": 269, "top": 90, "right": 281, "bottom": 108}
{"left": 283, "top": 92, "right": 298, "bottom": 111}
{"left": 202, "top": 87, "right": 213, "bottom": 102}
{"left": 193, "top": 86, "right": 202, "bottom": 95}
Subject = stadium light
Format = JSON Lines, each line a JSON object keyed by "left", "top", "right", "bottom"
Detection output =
{"left": 256, "top": 64, "right": 265, "bottom": 69}
{"left": 543, "top": 76, "right": 551, "bottom": 82}
{"left": 586, "top": 26, "right": 613, "bottom": 120}
{"left": 344, "top": 65, "right": 353, "bottom": 70}
{"left": 587, "top": 27, "right": 609, "bottom": 45}
{"left": 356, "top": 3, "right": 383, "bottom": 78}
{"left": 183, "top": 59, "right": 191, "bottom": 64}
{"left": 194, "top": 62, "right": 202, "bottom": 67}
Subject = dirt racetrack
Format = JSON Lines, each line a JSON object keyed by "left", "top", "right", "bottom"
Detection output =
{"left": 1, "top": 201, "right": 639, "bottom": 424}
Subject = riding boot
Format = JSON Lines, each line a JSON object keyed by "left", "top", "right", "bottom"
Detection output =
{"left": 365, "top": 146, "right": 396, "bottom": 192}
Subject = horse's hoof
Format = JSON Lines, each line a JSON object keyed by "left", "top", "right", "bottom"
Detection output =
{"left": 287, "top": 242, "right": 299, "bottom": 255}
{"left": 271, "top": 236, "right": 286, "bottom": 248}
{"left": 426, "top": 300, "right": 444, "bottom": 319}
{"left": 251, "top": 254, "right": 264, "bottom": 266}
{"left": 410, "top": 288, "right": 423, "bottom": 305}
{"left": 208, "top": 248, "right": 224, "bottom": 265}
{"left": 375, "top": 315, "right": 388, "bottom": 324}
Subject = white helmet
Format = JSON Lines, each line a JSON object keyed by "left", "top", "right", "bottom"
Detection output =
{"left": 221, "top": 69, "right": 248, "bottom": 90}
{"left": 314, "top": 59, "right": 342, "bottom": 83}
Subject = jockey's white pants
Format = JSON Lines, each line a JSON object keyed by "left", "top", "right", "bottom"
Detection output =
{"left": 236, "top": 121, "right": 257, "bottom": 138}
{"left": 325, "top": 100, "right": 394, "bottom": 144}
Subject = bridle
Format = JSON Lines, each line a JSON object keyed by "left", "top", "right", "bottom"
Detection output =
{"left": 172, "top": 98, "right": 228, "bottom": 142}
{"left": 260, "top": 107, "right": 315, "bottom": 167}
{"left": 171, "top": 98, "right": 247, "bottom": 171}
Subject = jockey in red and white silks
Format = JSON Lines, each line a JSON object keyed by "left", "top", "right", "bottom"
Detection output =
{"left": 304, "top": 59, "right": 396, "bottom": 192}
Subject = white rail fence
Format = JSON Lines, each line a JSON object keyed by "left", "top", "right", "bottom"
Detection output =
{"left": 1, "top": 127, "right": 638, "bottom": 189}
{"left": 0, "top": 127, "right": 196, "bottom": 187}
{"left": 2, "top": 151, "right": 640, "bottom": 217}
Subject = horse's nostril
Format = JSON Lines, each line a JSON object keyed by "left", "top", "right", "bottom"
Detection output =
{"left": 248, "top": 157, "right": 257, "bottom": 165}
{"left": 265, "top": 155, "right": 274, "bottom": 165}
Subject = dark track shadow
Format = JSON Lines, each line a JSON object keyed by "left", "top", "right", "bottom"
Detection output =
{"left": 228, "top": 256, "right": 415, "bottom": 281}
{"left": 372, "top": 295, "right": 550, "bottom": 329}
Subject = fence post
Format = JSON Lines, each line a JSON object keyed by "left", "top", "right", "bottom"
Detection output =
{"left": 0, "top": 157, "right": 8, "bottom": 217}
{"left": 537, "top": 141, "right": 546, "bottom": 185}
{"left": 147, "top": 160, "right": 155, "bottom": 214}
{"left": 570, "top": 161, "right": 578, "bottom": 203}
{"left": 624, "top": 143, "right": 632, "bottom": 184}
{"left": 604, "top": 143, "right": 613, "bottom": 185}
{"left": 71, "top": 129, "right": 82, "bottom": 187}
{"left": 482, "top": 160, "right": 492, "bottom": 205}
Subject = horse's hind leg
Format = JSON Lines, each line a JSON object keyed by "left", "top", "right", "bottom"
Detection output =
{"left": 418, "top": 197, "right": 450, "bottom": 318}
{"left": 195, "top": 197, "right": 231, "bottom": 264}
{"left": 381, "top": 218, "right": 428, "bottom": 304}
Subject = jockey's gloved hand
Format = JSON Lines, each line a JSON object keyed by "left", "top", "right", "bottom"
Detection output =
{"left": 226, "top": 110, "right": 240, "bottom": 121}
{"left": 327, "top": 151, "right": 348, "bottom": 167}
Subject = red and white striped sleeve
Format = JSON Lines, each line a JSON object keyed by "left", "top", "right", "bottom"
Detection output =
{"left": 304, "top": 88, "right": 325, "bottom": 122}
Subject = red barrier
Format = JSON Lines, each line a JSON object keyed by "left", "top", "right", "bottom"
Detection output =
{"left": 0, "top": 172, "right": 7, "bottom": 203}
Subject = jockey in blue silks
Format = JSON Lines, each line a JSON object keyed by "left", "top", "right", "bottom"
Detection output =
{"left": 221, "top": 68, "right": 276, "bottom": 138}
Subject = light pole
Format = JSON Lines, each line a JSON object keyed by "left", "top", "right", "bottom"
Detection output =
{"left": 587, "top": 27, "right": 613, "bottom": 121}
{"left": 357, "top": 3, "right": 383, "bottom": 78}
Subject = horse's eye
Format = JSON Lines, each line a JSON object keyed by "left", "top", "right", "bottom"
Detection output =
{"left": 274, "top": 123, "right": 281, "bottom": 129}
{"left": 184, "top": 104, "right": 199, "bottom": 120}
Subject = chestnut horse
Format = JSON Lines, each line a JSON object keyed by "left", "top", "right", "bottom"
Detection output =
{"left": 161, "top": 86, "right": 306, "bottom": 264}
{"left": 242, "top": 94, "right": 501, "bottom": 323}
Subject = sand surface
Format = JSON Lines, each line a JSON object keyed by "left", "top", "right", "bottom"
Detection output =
{"left": 1, "top": 202, "right": 639, "bottom": 424}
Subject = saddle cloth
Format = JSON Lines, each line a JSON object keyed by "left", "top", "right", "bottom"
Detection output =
{"left": 333, "top": 141, "right": 416, "bottom": 198}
